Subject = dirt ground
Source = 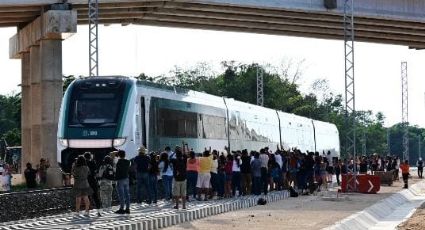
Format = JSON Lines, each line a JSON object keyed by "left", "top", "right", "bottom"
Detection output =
{"left": 397, "top": 200, "right": 425, "bottom": 230}
{"left": 166, "top": 178, "right": 421, "bottom": 230}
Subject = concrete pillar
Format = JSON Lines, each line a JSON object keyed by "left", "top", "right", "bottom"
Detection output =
{"left": 39, "top": 39, "right": 63, "bottom": 187}
{"left": 30, "top": 45, "right": 41, "bottom": 167}
{"left": 21, "top": 52, "right": 31, "bottom": 173}
{"left": 10, "top": 9, "right": 76, "bottom": 187}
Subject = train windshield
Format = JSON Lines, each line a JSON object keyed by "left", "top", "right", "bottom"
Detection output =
{"left": 68, "top": 92, "right": 122, "bottom": 127}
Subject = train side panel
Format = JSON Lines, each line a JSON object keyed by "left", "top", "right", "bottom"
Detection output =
{"left": 277, "top": 112, "right": 315, "bottom": 152}
{"left": 312, "top": 120, "right": 340, "bottom": 158}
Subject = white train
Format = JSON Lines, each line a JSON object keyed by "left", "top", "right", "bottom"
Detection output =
{"left": 57, "top": 76, "right": 340, "bottom": 171}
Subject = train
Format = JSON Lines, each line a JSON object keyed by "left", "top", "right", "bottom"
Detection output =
{"left": 57, "top": 76, "right": 340, "bottom": 172}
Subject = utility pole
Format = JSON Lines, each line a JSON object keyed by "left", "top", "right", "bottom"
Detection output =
{"left": 257, "top": 66, "right": 264, "bottom": 107}
{"left": 362, "top": 130, "right": 367, "bottom": 156}
{"left": 418, "top": 136, "right": 421, "bottom": 160}
{"left": 89, "top": 0, "right": 99, "bottom": 77}
{"left": 401, "top": 61, "right": 409, "bottom": 162}
{"left": 344, "top": 0, "right": 357, "bottom": 192}
{"left": 387, "top": 128, "right": 391, "bottom": 155}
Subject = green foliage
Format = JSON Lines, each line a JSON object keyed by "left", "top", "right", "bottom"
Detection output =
{"left": 2, "top": 128, "right": 21, "bottom": 146}
{"left": 0, "top": 93, "right": 21, "bottom": 146}
{"left": 63, "top": 75, "right": 76, "bottom": 93}
{"left": 138, "top": 61, "right": 425, "bottom": 159}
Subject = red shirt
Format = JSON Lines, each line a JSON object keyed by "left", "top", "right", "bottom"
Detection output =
{"left": 400, "top": 163, "right": 410, "bottom": 174}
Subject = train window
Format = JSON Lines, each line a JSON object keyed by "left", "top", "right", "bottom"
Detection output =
{"left": 157, "top": 108, "right": 197, "bottom": 138}
{"left": 69, "top": 92, "right": 120, "bottom": 126}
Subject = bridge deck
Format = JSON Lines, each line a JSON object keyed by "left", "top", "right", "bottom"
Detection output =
{"left": 1, "top": 0, "right": 425, "bottom": 48}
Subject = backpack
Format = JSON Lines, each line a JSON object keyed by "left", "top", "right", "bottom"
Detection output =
{"left": 257, "top": 198, "right": 267, "bottom": 205}
{"left": 102, "top": 165, "right": 115, "bottom": 181}
{"left": 289, "top": 186, "right": 299, "bottom": 197}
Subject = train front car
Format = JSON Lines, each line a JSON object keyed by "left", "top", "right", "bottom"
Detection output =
{"left": 57, "top": 77, "right": 137, "bottom": 172}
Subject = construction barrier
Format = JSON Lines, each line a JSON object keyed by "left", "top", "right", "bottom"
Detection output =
{"left": 373, "top": 170, "right": 395, "bottom": 186}
{"left": 341, "top": 174, "right": 381, "bottom": 194}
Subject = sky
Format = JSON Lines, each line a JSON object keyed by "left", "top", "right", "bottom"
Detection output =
{"left": 0, "top": 25, "right": 424, "bottom": 128}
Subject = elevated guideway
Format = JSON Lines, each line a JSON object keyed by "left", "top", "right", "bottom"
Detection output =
{"left": 1, "top": 0, "right": 425, "bottom": 48}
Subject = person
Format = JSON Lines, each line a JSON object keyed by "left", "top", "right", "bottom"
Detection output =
{"left": 417, "top": 157, "right": 423, "bottom": 179}
{"left": 217, "top": 154, "right": 227, "bottom": 199}
{"left": 251, "top": 152, "right": 262, "bottom": 195}
{"left": 171, "top": 146, "right": 187, "bottom": 209}
{"left": 148, "top": 152, "right": 159, "bottom": 204}
{"left": 259, "top": 149, "right": 269, "bottom": 195}
{"left": 165, "top": 146, "right": 175, "bottom": 160}
{"left": 240, "top": 149, "right": 252, "bottom": 195}
{"left": 37, "top": 158, "right": 50, "bottom": 186}
{"left": 359, "top": 158, "right": 368, "bottom": 174}
{"left": 72, "top": 156, "right": 93, "bottom": 216}
{"left": 159, "top": 152, "right": 173, "bottom": 200}
{"left": 210, "top": 150, "right": 219, "bottom": 199}
{"left": 186, "top": 150, "right": 199, "bottom": 200}
{"left": 84, "top": 152, "right": 101, "bottom": 216}
{"left": 134, "top": 146, "right": 151, "bottom": 204}
{"left": 232, "top": 152, "right": 242, "bottom": 197}
{"left": 224, "top": 154, "right": 233, "bottom": 197}
{"left": 24, "top": 162, "right": 37, "bottom": 189}
{"left": 197, "top": 150, "right": 213, "bottom": 201}
{"left": 400, "top": 160, "right": 410, "bottom": 189}
{"left": 334, "top": 160, "right": 341, "bottom": 186}
{"left": 115, "top": 150, "right": 131, "bottom": 214}
{"left": 97, "top": 155, "right": 115, "bottom": 212}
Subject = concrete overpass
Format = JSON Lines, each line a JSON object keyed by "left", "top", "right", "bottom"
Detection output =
{"left": 2, "top": 0, "right": 425, "bottom": 48}
{"left": 1, "top": 0, "right": 425, "bottom": 186}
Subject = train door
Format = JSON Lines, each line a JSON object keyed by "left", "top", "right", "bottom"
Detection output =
{"left": 140, "top": 97, "right": 147, "bottom": 148}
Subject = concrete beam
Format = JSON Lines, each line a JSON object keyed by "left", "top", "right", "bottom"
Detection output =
{"left": 3, "top": 0, "right": 425, "bottom": 22}
{"left": 9, "top": 10, "right": 77, "bottom": 59}
{"left": 196, "top": 0, "right": 425, "bottom": 22}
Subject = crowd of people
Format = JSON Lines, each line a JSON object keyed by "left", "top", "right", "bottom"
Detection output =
{"left": 65, "top": 144, "right": 351, "bottom": 216}
{"left": 23, "top": 158, "right": 50, "bottom": 189}
{"left": 18, "top": 143, "right": 422, "bottom": 217}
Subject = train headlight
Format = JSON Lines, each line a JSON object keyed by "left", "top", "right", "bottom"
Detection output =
{"left": 59, "top": 138, "right": 69, "bottom": 147}
{"left": 113, "top": 138, "right": 126, "bottom": 147}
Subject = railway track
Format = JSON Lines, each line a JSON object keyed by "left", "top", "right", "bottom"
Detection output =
{"left": 0, "top": 187, "right": 73, "bottom": 222}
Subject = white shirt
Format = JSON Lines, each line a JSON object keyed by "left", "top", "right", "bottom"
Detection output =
{"left": 167, "top": 151, "right": 176, "bottom": 160}
{"left": 158, "top": 161, "right": 173, "bottom": 177}
{"left": 232, "top": 159, "right": 241, "bottom": 172}
{"left": 260, "top": 154, "right": 269, "bottom": 168}
{"left": 211, "top": 159, "right": 218, "bottom": 174}
{"left": 275, "top": 154, "right": 283, "bottom": 168}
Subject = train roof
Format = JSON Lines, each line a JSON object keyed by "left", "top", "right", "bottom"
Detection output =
{"left": 76, "top": 77, "right": 337, "bottom": 130}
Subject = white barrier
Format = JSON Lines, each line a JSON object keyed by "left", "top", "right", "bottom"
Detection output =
{"left": 325, "top": 181, "right": 425, "bottom": 230}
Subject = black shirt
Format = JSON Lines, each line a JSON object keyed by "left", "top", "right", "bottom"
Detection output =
{"left": 359, "top": 162, "right": 368, "bottom": 173}
{"left": 149, "top": 159, "right": 159, "bottom": 175}
{"left": 115, "top": 158, "right": 131, "bottom": 180}
{"left": 171, "top": 155, "right": 187, "bottom": 181}
{"left": 86, "top": 160, "right": 98, "bottom": 185}
{"left": 240, "top": 155, "right": 251, "bottom": 174}
{"left": 134, "top": 155, "right": 150, "bottom": 173}
{"left": 24, "top": 168, "right": 37, "bottom": 188}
